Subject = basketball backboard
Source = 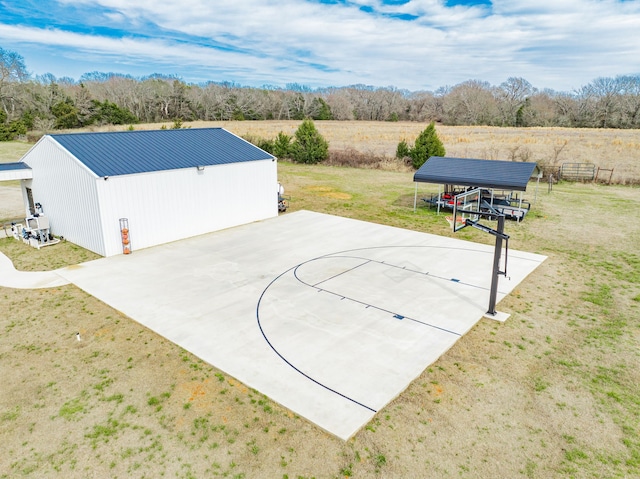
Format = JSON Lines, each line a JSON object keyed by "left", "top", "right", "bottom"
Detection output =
{"left": 449, "top": 188, "right": 481, "bottom": 232}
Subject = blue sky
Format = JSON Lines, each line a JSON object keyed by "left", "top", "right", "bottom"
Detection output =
{"left": 0, "top": 0, "right": 639, "bottom": 92}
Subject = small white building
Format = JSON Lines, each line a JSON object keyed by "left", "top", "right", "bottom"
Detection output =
{"left": 14, "top": 128, "right": 278, "bottom": 256}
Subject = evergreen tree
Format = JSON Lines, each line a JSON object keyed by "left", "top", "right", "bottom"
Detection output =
{"left": 273, "top": 131, "right": 292, "bottom": 159}
{"left": 256, "top": 137, "right": 275, "bottom": 154}
{"left": 90, "top": 100, "right": 138, "bottom": 125}
{"left": 0, "top": 110, "right": 28, "bottom": 141}
{"left": 310, "top": 97, "right": 333, "bottom": 120}
{"left": 395, "top": 139, "right": 411, "bottom": 159}
{"left": 409, "top": 122, "right": 446, "bottom": 169}
{"left": 290, "top": 119, "right": 329, "bottom": 164}
{"left": 51, "top": 99, "right": 81, "bottom": 129}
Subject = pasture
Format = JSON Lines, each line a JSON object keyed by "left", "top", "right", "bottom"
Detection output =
{"left": 31, "top": 120, "right": 640, "bottom": 183}
{"left": 0, "top": 124, "right": 639, "bottom": 478}
{"left": 211, "top": 121, "right": 640, "bottom": 184}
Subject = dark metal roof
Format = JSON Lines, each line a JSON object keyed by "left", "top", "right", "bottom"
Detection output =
{"left": 0, "top": 162, "right": 31, "bottom": 171}
{"left": 49, "top": 128, "right": 275, "bottom": 178}
{"left": 0, "top": 162, "right": 32, "bottom": 181}
{"left": 413, "top": 157, "right": 539, "bottom": 192}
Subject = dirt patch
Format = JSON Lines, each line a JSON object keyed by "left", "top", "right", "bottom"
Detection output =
{"left": 305, "top": 185, "right": 353, "bottom": 200}
{"left": 323, "top": 191, "right": 352, "bottom": 200}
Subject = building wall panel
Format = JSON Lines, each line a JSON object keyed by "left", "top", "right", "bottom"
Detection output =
{"left": 20, "top": 137, "right": 105, "bottom": 255}
{"left": 97, "top": 159, "right": 278, "bottom": 256}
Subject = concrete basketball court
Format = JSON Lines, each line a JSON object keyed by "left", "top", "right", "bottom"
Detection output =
{"left": 56, "top": 210, "right": 546, "bottom": 440}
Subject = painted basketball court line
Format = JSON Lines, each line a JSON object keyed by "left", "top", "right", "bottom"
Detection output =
{"left": 56, "top": 210, "right": 546, "bottom": 439}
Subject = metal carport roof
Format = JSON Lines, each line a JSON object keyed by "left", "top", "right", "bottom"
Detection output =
{"left": 413, "top": 157, "right": 539, "bottom": 192}
{"left": 0, "top": 162, "right": 32, "bottom": 181}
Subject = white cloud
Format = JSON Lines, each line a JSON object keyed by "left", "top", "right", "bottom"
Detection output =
{"left": 1, "top": 0, "right": 639, "bottom": 90}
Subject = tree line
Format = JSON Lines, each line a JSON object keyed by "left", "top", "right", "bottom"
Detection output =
{"left": 1, "top": 47, "right": 640, "bottom": 140}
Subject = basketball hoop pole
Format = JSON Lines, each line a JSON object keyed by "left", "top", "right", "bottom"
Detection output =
{"left": 451, "top": 189, "right": 510, "bottom": 316}
{"left": 465, "top": 214, "right": 509, "bottom": 316}
{"left": 487, "top": 215, "right": 506, "bottom": 316}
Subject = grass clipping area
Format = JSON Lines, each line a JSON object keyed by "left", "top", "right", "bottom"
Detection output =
{"left": 1, "top": 164, "right": 639, "bottom": 478}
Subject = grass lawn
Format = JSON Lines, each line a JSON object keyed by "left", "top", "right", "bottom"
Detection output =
{"left": 0, "top": 141, "right": 32, "bottom": 163}
{"left": 1, "top": 159, "right": 639, "bottom": 478}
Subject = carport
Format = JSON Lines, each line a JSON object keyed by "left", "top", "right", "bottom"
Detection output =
{"left": 0, "top": 162, "right": 33, "bottom": 182}
{"left": 0, "top": 163, "right": 32, "bottom": 237}
{"left": 412, "top": 157, "right": 541, "bottom": 219}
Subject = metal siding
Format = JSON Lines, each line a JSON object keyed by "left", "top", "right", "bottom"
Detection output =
{"left": 20, "top": 137, "right": 106, "bottom": 255}
{"left": 50, "top": 128, "right": 275, "bottom": 177}
{"left": 97, "top": 159, "right": 278, "bottom": 257}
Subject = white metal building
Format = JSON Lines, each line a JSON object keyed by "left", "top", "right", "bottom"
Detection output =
{"left": 16, "top": 128, "right": 278, "bottom": 257}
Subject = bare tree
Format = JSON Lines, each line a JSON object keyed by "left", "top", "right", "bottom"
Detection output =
{"left": 0, "top": 47, "right": 29, "bottom": 116}
{"left": 584, "top": 77, "right": 621, "bottom": 128}
{"left": 617, "top": 75, "right": 640, "bottom": 128}
{"left": 496, "top": 77, "right": 536, "bottom": 126}
{"left": 2, "top": 47, "right": 640, "bottom": 132}
{"left": 378, "top": 86, "right": 409, "bottom": 121}
{"left": 552, "top": 91, "right": 579, "bottom": 127}
{"left": 406, "top": 90, "right": 440, "bottom": 122}
{"left": 29, "top": 75, "right": 62, "bottom": 120}
{"left": 147, "top": 77, "right": 174, "bottom": 120}
{"left": 528, "top": 89, "right": 560, "bottom": 127}
{"left": 442, "top": 80, "right": 497, "bottom": 125}
{"left": 325, "top": 88, "right": 355, "bottom": 120}
{"left": 341, "top": 85, "right": 406, "bottom": 121}
{"left": 67, "top": 83, "right": 95, "bottom": 124}
{"left": 347, "top": 85, "right": 378, "bottom": 120}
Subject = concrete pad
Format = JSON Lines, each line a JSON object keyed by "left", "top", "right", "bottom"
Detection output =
{"left": 0, "top": 251, "right": 69, "bottom": 289}
{"left": 484, "top": 310, "right": 511, "bottom": 322}
{"left": 57, "top": 210, "right": 546, "bottom": 439}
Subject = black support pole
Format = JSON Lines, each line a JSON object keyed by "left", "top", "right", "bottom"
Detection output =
{"left": 487, "top": 215, "right": 505, "bottom": 316}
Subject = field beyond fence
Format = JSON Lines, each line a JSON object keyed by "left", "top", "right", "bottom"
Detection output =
{"left": 22, "top": 121, "right": 638, "bottom": 185}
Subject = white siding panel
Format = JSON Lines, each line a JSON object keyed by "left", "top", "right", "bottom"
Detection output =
{"left": 20, "top": 137, "right": 105, "bottom": 255}
{"left": 0, "top": 169, "right": 32, "bottom": 181}
{"left": 98, "top": 159, "right": 278, "bottom": 256}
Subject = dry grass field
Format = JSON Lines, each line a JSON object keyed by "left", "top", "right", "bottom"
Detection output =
{"left": 62, "top": 120, "right": 640, "bottom": 184}
{"left": 1, "top": 124, "right": 639, "bottom": 478}
{"left": 210, "top": 121, "right": 640, "bottom": 180}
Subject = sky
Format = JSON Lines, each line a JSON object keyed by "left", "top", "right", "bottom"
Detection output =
{"left": 0, "top": 0, "right": 639, "bottom": 93}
